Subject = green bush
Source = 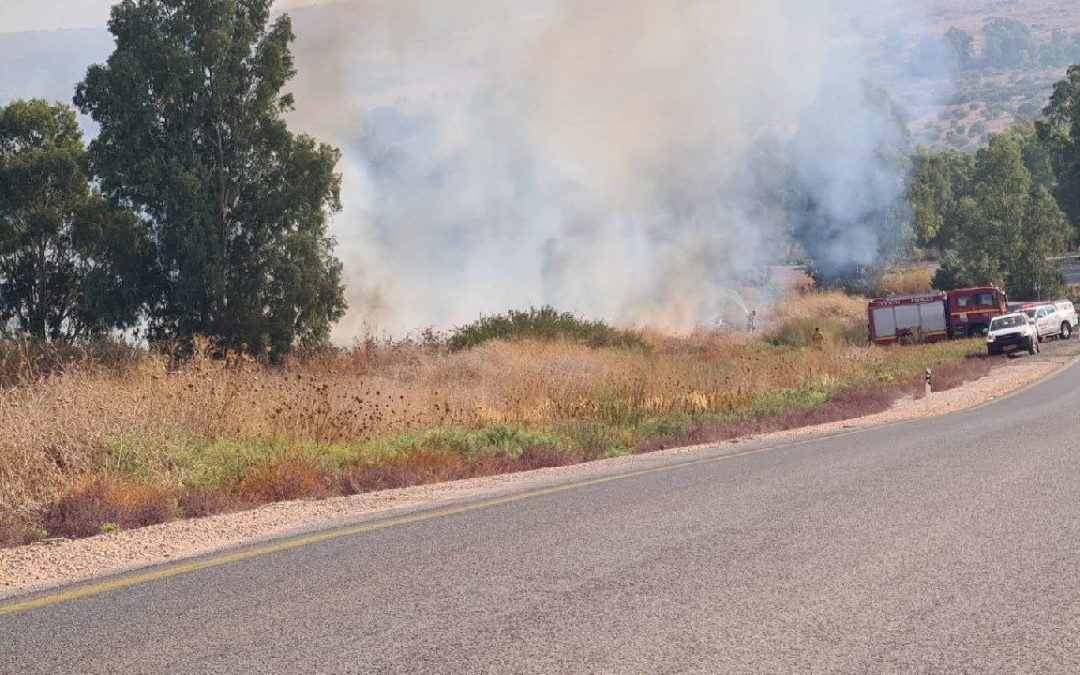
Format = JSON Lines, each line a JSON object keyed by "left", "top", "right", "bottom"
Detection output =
{"left": 447, "top": 306, "right": 647, "bottom": 351}
{"left": 750, "top": 387, "right": 831, "bottom": 417}
{"left": 357, "top": 425, "right": 573, "bottom": 464}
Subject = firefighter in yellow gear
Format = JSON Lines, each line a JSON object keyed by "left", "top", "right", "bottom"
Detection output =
{"left": 812, "top": 326, "right": 826, "bottom": 349}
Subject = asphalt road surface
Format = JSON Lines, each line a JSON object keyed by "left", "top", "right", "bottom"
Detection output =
{"left": 3, "top": 358, "right": 1080, "bottom": 673}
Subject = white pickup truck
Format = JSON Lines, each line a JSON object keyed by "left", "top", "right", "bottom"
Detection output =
{"left": 987, "top": 313, "right": 1039, "bottom": 356}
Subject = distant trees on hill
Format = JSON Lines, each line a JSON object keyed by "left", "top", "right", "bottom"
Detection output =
{"left": 909, "top": 62, "right": 1080, "bottom": 301}
{"left": 912, "top": 18, "right": 1080, "bottom": 76}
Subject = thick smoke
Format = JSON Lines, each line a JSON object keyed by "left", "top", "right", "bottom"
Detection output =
{"left": 283, "top": 0, "right": 940, "bottom": 336}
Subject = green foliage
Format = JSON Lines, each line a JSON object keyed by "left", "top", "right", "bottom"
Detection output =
{"left": 862, "top": 339, "right": 985, "bottom": 383}
{"left": 750, "top": 387, "right": 830, "bottom": 417}
{"left": 0, "top": 100, "right": 156, "bottom": 342}
{"left": 446, "top": 306, "right": 647, "bottom": 352}
{"left": 105, "top": 425, "right": 576, "bottom": 491}
{"left": 375, "top": 426, "right": 572, "bottom": 462}
{"left": 558, "top": 421, "right": 635, "bottom": 457}
{"left": 1041, "top": 64, "right": 1080, "bottom": 233}
{"left": 1041, "top": 30, "right": 1075, "bottom": 68}
{"left": 921, "top": 20, "right": 1080, "bottom": 83}
{"left": 103, "top": 434, "right": 278, "bottom": 492}
{"left": 981, "top": 17, "right": 1036, "bottom": 69}
{"left": 909, "top": 148, "right": 975, "bottom": 251}
{"left": 99, "top": 522, "right": 120, "bottom": 534}
{"left": 945, "top": 28, "right": 974, "bottom": 70}
{"left": 931, "top": 131, "right": 1068, "bottom": 300}
{"left": 75, "top": 0, "right": 346, "bottom": 355}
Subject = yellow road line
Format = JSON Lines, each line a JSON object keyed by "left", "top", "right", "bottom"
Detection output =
{"left": 2, "top": 355, "right": 1076, "bottom": 618}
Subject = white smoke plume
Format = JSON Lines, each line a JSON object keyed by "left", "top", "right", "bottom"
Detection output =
{"left": 282, "top": 0, "right": 942, "bottom": 337}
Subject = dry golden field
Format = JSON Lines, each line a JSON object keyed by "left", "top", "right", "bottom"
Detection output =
{"left": 0, "top": 293, "right": 987, "bottom": 546}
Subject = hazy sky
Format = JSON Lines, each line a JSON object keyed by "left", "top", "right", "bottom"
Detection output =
{"left": 0, "top": 0, "right": 324, "bottom": 33}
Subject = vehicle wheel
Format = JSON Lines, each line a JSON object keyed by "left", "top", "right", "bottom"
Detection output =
{"left": 988, "top": 346, "right": 1001, "bottom": 356}
{"left": 1029, "top": 338, "right": 1037, "bottom": 355}
{"left": 1062, "top": 323, "right": 1072, "bottom": 340}
{"left": 967, "top": 324, "right": 988, "bottom": 338}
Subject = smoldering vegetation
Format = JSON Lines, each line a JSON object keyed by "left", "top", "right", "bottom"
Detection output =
{"left": 0, "top": 0, "right": 954, "bottom": 335}
{"left": 279, "top": 0, "right": 946, "bottom": 335}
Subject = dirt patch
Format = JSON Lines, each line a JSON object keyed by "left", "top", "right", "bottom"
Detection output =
{"left": 0, "top": 354, "right": 1068, "bottom": 599}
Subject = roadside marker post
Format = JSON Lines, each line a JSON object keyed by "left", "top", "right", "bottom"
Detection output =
{"left": 925, "top": 368, "right": 932, "bottom": 398}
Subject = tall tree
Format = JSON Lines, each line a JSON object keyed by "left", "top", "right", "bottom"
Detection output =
{"left": 908, "top": 148, "right": 974, "bottom": 251}
{"left": 944, "top": 27, "right": 974, "bottom": 70}
{"left": 75, "top": 0, "right": 346, "bottom": 354}
{"left": 981, "top": 17, "right": 1035, "bottom": 68}
{"left": 1040, "top": 29, "right": 1073, "bottom": 68}
{"left": 0, "top": 99, "right": 155, "bottom": 342}
{"left": 1009, "top": 186, "right": 1070, "bottom": 299}
{"left": 933, "top": 132, "right": 1068, "bottom": 299}
{"left": 1005, "top": 120, "right": 1057, "bottom": 190}
{"left": 1041, "top": 64, "right": 1080, "bottom": 235}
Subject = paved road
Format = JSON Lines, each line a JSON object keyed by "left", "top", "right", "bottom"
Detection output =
{"left": 3, "top": 358, "right": 1080, "bottom": 673}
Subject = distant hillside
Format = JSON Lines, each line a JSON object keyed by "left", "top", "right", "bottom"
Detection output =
{"left": 898, "top": 1, "right": 1080, "bottom": 150}
{"left": 915, "top": 0, "right": 1080, "bottom": 35}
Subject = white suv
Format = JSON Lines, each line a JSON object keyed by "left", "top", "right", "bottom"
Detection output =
{"left": 1021, "top": 303, "right": 1075, "bottom": 341}
{"left": 987, "top": 313, "right": 1039, "bottom": 356}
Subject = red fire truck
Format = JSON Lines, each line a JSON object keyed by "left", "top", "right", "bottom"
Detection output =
{"left": 868, "top": 285, "right": 1008, "bottom": 345}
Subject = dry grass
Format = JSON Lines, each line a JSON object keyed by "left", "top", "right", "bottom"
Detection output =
{"left": 763, "top": 291, "right": 868, "bottom": 347}
{"left": 43, "top": 475, "right": 176, "bottom": 540}
{"left": 0, "top": 297, "right": 989, "bottom": 545}
{"left": 877, "top": 267, "right": 936, "bottom": 297}
{"left": 764, "top": 290, "right": 866, "bottom": 325}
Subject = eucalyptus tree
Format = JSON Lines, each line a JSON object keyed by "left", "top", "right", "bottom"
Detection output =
{"left": 76, "top": 0, "right": 346, "bottom": 353}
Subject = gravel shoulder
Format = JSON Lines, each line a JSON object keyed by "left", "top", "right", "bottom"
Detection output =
{"left": 2, "top": 343, "right": 1076, "bottom": 599}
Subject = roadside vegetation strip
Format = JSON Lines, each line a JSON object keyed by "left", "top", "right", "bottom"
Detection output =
{"left": 0, "top": 349, "right": 1067, "bottom": 607}
{"left": 0, "top": 412, "right": 958, "bottom": 618}
{"left": 5, "top": 349, "right": 1058, "bottom": 616}
{"left": 0, "top": 301, "right": 987, "bottom": 549}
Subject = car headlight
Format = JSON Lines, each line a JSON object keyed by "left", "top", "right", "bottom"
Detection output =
{"left": 986, "top": 336, "right": 995, "bottom": 343}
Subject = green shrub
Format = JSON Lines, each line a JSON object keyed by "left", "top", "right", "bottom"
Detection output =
{"left": 750, "top": 387, "right": 831, "bottom": 417}
{"left": 447, "top": 306, "right": 647, "bottom": 351}
{"left": 358, "top": 425, "right": 572, "bottom": 463}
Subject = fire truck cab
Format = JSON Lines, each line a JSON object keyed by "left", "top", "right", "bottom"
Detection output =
{"left": 947, "top": 286, "right": 1008, "bottom": 338}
